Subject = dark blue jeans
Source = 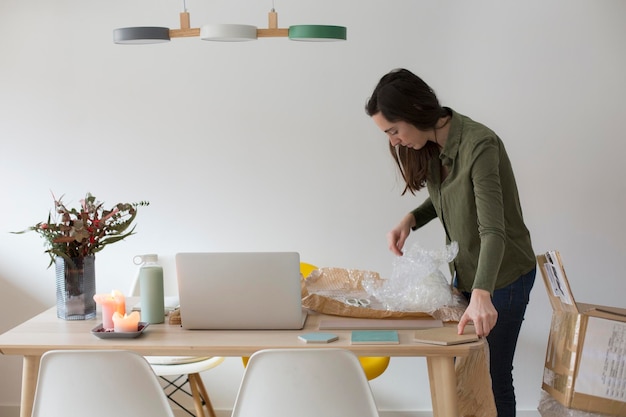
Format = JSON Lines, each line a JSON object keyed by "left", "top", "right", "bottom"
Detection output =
{"left": 459, "top": 268, "right": 536, "bottom": 417}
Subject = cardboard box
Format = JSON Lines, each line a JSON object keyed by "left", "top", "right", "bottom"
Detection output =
{"left": 537, "top": 251, "right": 626, "bottom": 416}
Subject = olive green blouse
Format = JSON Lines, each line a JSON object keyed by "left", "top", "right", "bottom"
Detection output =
{"left": 411, "top": 109, "right": 535, "bottom": 294}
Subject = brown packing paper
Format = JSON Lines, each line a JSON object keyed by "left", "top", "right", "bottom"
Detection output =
{"left": 456, "top": 341, "right": 497, "bottom": 417}
{"left": 301, "top": 267, "right": 468, "bottom": 322}
{"left": 301, "top": 267, "right": 496, "bottom": 417}
{"left": 169, "top": 308, "right": 181, "bottom": 325}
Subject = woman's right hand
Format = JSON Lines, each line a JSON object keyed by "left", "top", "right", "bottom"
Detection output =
{"left": 387, "top": 213, "right": 416, "bottom": 256}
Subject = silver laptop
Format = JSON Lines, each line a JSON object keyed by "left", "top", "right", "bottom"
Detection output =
{"left": 175, "top": 252, "right": 307, "bottom": 330}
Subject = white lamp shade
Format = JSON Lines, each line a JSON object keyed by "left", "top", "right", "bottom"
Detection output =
{"left": 200, "top": 24, "right": 258, "bottom": 42}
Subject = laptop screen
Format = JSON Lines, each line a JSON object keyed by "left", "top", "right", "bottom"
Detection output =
{"left": 175, "top": 252, "right": 306, "bottom": 330}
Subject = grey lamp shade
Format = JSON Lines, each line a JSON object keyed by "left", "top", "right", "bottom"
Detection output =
{"left": 288, "top": 25, "right": 347, "bottom": 41}
{"left": 113, "top": 27, "right": 171, "bottom": 44}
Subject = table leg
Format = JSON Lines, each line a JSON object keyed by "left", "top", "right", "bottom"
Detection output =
{"left": 427, "top": 356, "right": 458, "bottom": 417}
{"left": 20, "top": 355, "right": 40, "bottom": 417}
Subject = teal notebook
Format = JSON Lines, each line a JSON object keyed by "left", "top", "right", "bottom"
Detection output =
{"left": 351, "top": 330, "right": 399, "bottom": 344}
{"left": 298, "top": 332, "right": 339, "bottom": 343}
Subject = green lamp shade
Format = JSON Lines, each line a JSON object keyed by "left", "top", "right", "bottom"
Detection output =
{"left": 288, "top": 25, "right": 347, "bottom": 41}
{"left": 113, "top": 27, "right": 171, "bottom": 44}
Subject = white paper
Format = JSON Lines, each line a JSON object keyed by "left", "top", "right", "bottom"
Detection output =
{"left": 576, "top": 316, "right": 626, "bottom": 401}
{"left": 542, "top": 259, "right": 574, "bottom": 306}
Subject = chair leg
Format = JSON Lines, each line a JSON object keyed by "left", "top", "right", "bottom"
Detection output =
{"left": 159, "top": 375, "right": 196, "bottom": 417}
{"left": 188, "top": 373, "right": 217, "bottom": 417}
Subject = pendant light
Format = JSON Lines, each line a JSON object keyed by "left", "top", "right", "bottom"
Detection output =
{"left": 113, "top": 27, "right": 171, "bottom": 44}
{"left": 288, "top": 25, "right": 347, "bottom": 42}
{"left": 113, "top": 1, "right": 346, "bottom": 44}
{"left": 113, "top": 0, "right": 199, "bottom": 44}
{"left": 254, "top": 8, "right": 347, "bottom": 42}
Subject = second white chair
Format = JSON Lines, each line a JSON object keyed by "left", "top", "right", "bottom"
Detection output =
{"left": 232, "top": 348, "right": 381, "bottom": 417}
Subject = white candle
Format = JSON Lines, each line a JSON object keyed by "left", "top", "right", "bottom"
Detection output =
{"left": 112, "top": 311, "right": 140, "bottom": 332}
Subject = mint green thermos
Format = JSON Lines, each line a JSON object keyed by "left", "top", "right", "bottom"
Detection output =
{"left": 134, "top": 254, "right": 164, "bottom": 324}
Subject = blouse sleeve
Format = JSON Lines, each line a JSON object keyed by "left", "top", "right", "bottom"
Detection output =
{"left": 470, "top": 137, "right": 506, "bottom": 293}
{"left": 410, "top": 197, "right": 438, "bottom": 230}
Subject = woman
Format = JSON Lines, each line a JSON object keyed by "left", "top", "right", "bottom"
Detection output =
{"left": 365, "top": 68, "right": 536, "bottom": 417}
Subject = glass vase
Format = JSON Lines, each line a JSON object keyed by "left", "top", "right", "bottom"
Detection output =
{"left": 55, "top": 255, "right": 97, "bottom": 320}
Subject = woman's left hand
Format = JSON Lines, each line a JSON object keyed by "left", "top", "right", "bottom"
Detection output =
{"left": 457, "top": 289, "right": 498, "bottom": 337}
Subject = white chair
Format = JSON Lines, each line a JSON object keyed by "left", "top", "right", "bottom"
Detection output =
{"left": 148, "top": 355, "right": 225, "bottom": 417}
{"left": 232, "top": 348, "right": 381, "bottom": 417}
{"left": 128, "top": 277, "right": 224, "bottom": 417}
{"left": 241, "top": 262, "right": 391, "bottom": 381}
{"left": 32, "top": 350, "right": 175, "bottom": 417}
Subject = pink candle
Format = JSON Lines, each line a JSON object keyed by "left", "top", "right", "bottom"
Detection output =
{"left": 112, "top": 311, "right": 140, "bottom": 332}
{"left": 93, "top": 290, "right": 126, "bottom": 330}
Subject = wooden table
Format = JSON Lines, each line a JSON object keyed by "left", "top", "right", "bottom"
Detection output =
{"left": 0, "top": 307, "right": 486, "bottom": 417}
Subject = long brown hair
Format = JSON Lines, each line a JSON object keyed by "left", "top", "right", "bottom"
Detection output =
{"left": 365, "top": 69, "right": 448, "bottom": 195}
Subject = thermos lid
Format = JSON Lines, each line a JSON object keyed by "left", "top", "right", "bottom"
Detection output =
{"left": 133, "top": 254, "right": 158, "bottom": 265}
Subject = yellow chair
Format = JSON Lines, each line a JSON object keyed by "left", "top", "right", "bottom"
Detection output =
{"left": 299, "top": 262, "right": 318, "bottom": 280}
{"left": 242, "top": 262, "right": 391, "bottom": 381}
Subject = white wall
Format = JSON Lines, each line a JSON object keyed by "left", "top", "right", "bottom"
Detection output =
{"left": 1, "top": 0, "right": 625, "bottom": 414}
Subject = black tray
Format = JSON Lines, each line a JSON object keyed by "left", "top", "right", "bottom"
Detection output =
{"left": 91, "top": 322, "right": 149, "bottom": 339}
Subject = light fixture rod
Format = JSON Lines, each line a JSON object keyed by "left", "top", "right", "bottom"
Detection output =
{"left": 269, "top": 9, "right": 277, "bottom": 28}
{"left": 257, "top": 10, "right": 288, "bottom": 38}
{"left": 180, "top": 11, "right": 190, "bottom": 29}
{"left": 170, "top": 11, "right": 200, "bottom": 38}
